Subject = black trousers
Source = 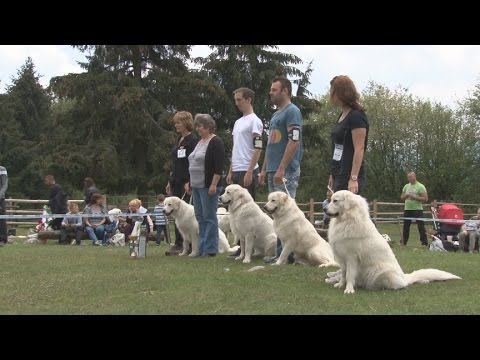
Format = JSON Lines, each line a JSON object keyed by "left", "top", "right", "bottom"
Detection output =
{"left": 231, "top": 168, "right": 260, "bottom": 201}
{"left": 403, "top": 209, "right": 428, "bottom": 246}
{"left": 0, "top": 198, "right": 6, "bottom": 242}
{"left": 60, "top": 225, "right": 84, "bottom": 244}
{"left": 333, "top": 174, "right": 366, "bottom": 195}
{"left": 172, "top": 181, "right": 190, "bottom": 248}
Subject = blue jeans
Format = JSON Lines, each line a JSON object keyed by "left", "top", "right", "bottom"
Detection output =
{"left": 85, "top": 224, "right": 105, "bottom": 243}
{"left": 267, "top": 168, "right": 300, "bottom": 199}
{"left": 267, "top": 168, "right": 300, "bottom": 259}
{"left": 192, "top": 187, "right": 222, "bottom": 256}
{"left": 156, "top": 225, "right": 170, "bottom": 244}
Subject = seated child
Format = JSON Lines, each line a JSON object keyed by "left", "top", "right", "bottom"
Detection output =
{"left": 60, "top": 202, "right": 84, "bottom": 245}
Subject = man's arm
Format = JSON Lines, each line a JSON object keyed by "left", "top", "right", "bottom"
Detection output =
{"left": 273, "top": 125, "right": 300, "bottom": 184}
{"left": 416, "top": 191, "right": 428, "bottom": 202}
{"left": 244, "top": 132, "right": 263, "bottom": 187}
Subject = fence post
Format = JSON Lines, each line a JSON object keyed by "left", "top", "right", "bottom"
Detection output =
{"left": 372, "top": 199, "right": 378, "bottom": 224}
{"left": 309, "top": 198, "right": 315, "bottom": 224}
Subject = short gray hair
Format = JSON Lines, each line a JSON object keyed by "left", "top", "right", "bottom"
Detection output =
{"left": 194, "top": 113, "right": 217, "bottom": 132}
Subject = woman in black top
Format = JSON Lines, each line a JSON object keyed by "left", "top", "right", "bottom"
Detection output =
{"left": 327, "top": 75, "right": 369, "bottom": 195}
{"left": 165, "top": 111, "right": 198, "bottom": 255}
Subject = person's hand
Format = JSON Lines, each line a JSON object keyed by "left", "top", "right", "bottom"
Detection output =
{"left": 273, "top": 169, "right": 285, "bottom": 185}
{"left": 226, "top": 173, "right": 232, "bottom": 185}
{"left": 348, "top": 179, "right": 358, "bottom": 194}
{"left": 244, "top": 170, "right": 253, "bottom": 187}
{"left": 165, "top": 183, "right": 171, "bottom": 196}
{"left": 259, "top": 171, "right": 266, "bottom": 186}
{"left": 208, "top": 184, "right": 217, "bottom": 196}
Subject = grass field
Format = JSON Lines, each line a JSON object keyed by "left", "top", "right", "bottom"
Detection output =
{"left": 1, "top": 224, "right": 479, "bottom": 315}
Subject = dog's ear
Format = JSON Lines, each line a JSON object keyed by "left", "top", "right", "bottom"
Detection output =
{"left": 343, "top": 192, "right": 354, "bottom": 211}
{"left": 236, "top": 188, "right": 246, "bottom": 202}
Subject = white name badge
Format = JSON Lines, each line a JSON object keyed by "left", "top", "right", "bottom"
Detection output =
{"left": 177, "top": 148, "right": 186, "bottom": 158}
{"left": 333, "top": 144, "right": 343, "bottom": 161}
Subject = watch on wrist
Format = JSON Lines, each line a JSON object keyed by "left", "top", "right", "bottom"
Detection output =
{"left": 350, "top": 175, "right": 358, "bottom": 181}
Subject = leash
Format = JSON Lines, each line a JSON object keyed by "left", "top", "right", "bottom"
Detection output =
{"left": 282, "top": 178, "right": 291, "bottom": 198}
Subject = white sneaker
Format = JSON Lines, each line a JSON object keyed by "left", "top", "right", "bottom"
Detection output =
{"left": 71, "top": 239, "right": 76, "bottom": 245}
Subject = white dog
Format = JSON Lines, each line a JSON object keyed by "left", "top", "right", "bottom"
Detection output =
{"left": 219, "top": 185, "right": 276, "bottom": 263}
{"left": 163, "top": 196, "right": 232, "bottom": 256}
{"left": 108, "top": 208, "right": 122, "bottom": 223}
{"left": 325, "top": 190, "right": 461, "bottom": 294}
{"left": 217, "top": 206, "right": 236, "bottom": 246}
{"left": 264, "top": 191, "right": 337, "bottom": 267}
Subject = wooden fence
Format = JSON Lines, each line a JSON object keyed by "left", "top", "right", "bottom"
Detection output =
{"left": 5, "top": 199, "right": 85, "bottom": 227}
{"left": 5, "top": 197, "right": 479, "bottom": 229}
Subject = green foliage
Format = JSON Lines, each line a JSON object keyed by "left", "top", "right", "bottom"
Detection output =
{"left": 0, "top": 58, "right": 52, "bottom": 198}
{"left": 2, "top": 47, "right": 480, "bottom": 204}
{"left": 5, "top": 57, "right": 52, "bottom": 142}
{"left": 194, "top": 45, "right": 317, "bottom": 130}
{"left": 295, "top": 94, "right": 333, "bottom": 202}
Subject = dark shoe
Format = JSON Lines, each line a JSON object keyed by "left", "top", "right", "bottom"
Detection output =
{"left": 264, "top": 256, "right": 278, "bottom": 264}
{"left": 207, "top": 253, "right": 216, "bottom": 257}
{"left": 156, "top": 242, "right": 160, "bottom": 246}
{"left": 165, "top": 245, "right": 182, "bottom": 256}
{"left": 228, "top": 248, "right": 241, "bottom": 258}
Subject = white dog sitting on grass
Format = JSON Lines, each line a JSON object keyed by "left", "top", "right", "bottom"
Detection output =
{"left": 325, "top": 190, "right": 461, "bottom": 294}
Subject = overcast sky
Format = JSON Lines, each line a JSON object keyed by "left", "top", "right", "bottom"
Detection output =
{"left": 1, "top": 45, "right": 480, "bottom": 109}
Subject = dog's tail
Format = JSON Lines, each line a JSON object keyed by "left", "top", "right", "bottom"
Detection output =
{"left": 405, "top": 269, "right": 461, "bottom": 285}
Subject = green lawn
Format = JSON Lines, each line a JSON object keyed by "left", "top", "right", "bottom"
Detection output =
{"left": 1, "top": 224, "right": 478, "bottom": 315}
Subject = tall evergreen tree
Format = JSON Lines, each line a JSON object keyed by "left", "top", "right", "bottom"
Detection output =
{"left": 2, "top": 58, "right": 52, "bottom": 198}
{"left": 6, "top": 57, "right": 51, "bottom": 142}
{"left": 194, "top": 45, "right": 317, "bottom": 130}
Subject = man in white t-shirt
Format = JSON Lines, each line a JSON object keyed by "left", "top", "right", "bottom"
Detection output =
{"left": 226, "top": 87, "right": 264, "bottom": 257}
{"left": 226, "top": 87, "right": 264, "bottom": 200}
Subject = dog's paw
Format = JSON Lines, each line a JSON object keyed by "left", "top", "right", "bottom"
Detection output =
{"left": 334, "top": 282, "right": 344, "bottom": 288}
{"left": 242, "top": 258, "right": 251, "bottom": 264}
{"left": 179, "top": 252, "right": 187, "bottom": 256}
{"left": 344, "top": 286, "right": 355, "bottom": 294}
{"left": 234, "top": 256, "right": 244, "bottom": 261}
{"left": 325, "top": 277, "right": 339, "bottom": 284}
{"left": 188, "top": 252, "right": 198, "bottom": 257}
{"left": 327, "top": 270, "right": 342, "bottom": 278}
{"left": 319, "top": 263, "right": 329, "bottom": 268}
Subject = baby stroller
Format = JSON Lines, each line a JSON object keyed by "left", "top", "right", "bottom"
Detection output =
{"left": 430, "top": 204, "right": 464, "bottom": 252}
